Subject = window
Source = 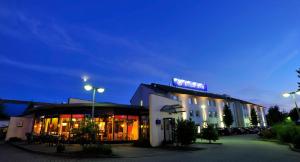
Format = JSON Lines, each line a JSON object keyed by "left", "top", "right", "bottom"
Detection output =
{"left": 194, "top": 98, "right": 198, "bottom": 104}
{"left": 140, "top": 100, "right": 143, "bottom": 106}
{"left": 188, "top": 98, "right": 193, "bottom": 104}
{"left": 172, "top": 95, "right": 178, "bottom": 101}
{"left": 190, "top": 110, "right": 194, "bottom": 117}
{"left": 213, "top": 100, "right": 216, "bottom": 107}
{"left": 214, "top": 111, "right": 218, "bottom": 118}
{"left": 207, "top": 100, "right": 210, "bottom": 106}
{"left": 196, "top": 110, "right": 200, "bottom": 117}
{"left": 208, "top": 111, "right": 212, "bottom": 118}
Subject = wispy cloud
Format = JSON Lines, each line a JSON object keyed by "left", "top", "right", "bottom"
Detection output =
{"left": 0, "top": 56, "right": 137, "bottom": 85}
{"left": 0, "top": 7, "right": 83, "bottom": 53}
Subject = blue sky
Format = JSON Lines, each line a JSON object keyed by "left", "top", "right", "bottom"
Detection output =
{"left": 0, "top": 0, "right": 300, "bottom": 111}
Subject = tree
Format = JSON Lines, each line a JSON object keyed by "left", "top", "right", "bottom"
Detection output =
{"left": 289, "top": 108, "right": 300, "bottom": 122}
{"left": 297, "top": 68, "right": 300, "bottom": 91}
{"left": 175, "top": 118, "right": 197, "bottom": 146}
{"left": 250, "top": 108, "right": 258, "bottom": 127}
{"left": 223, "top": 104, "right": 233, "bottom": 128}
{"left": 0, "top": 102, "right": 7, "bottom": 119}
{"left": 200, "top": 125, "right": 219, "bottom": 143}
{"left": 266, "top": 105, "right": 284, "bottom": 126}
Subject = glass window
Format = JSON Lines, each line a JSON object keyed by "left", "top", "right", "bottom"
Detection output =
{"left": 59, "top": 114, "right": 71, "bottom": 139}
{"left": 196, "top": 110, "right": 200, "bottom": 117}
{"left": 114, "top": 115, "right": 127, "bottom": 141}
{"left": 188, "top": 98, "right": 192, "bottom": 104}
{"left": 172, "top": 95, "right": 178, "bottom": 101}
{"left": 128, "top": 116, "right": 139, "bottom": 140}
{"left": 194, "top": 98, "right": 198, "bottom": 104}
{"left": 190, "top": 110, "right": 194, "bottom": 117}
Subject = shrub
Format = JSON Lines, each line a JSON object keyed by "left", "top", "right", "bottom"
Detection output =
{"left": 273, "top": 123, "right": 300, "bottom": 143}
{"left": 293, "top": 134, "right": 300, "bottom": 149}
{"left": 56, "top": 144, "right": 65, "bottom": 153}
{"left": 259, "top": 128, "right": 276, "bottom": 139}
{"left": 200, "top": 125, "right": 219, "bottom": 143}
{"left": 8, "top": 137, "right": 22, "bottom": 142}
{"left": 82, "top": 144, "right": 112, "bottom": 155}
{"left": 175, "top": 119, "right": 197, "bottom": 146}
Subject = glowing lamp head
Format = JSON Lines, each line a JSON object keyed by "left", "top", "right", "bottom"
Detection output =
{"left": 84, "top": 84, "right": 93, "bottom": 91}
{"left": 201, "top": 104, "right": 206, "bottom": 109}
{"left": 97, "top": 88, "right": 105, "bottom": 93}
{"left": 282, "top": 93, "right": 290, "bottom": 98}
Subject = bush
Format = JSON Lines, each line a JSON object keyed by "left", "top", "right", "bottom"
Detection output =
{"left": 259, "top": 128, "right": 276, "bottom": 139}
{"left": 56, "top": 144, "right": 65, "bottom": 153}
{"left": 200, "top": 125, "right": 219, "bottom": 143}
{"left": 8, "top": 137, "right": 23, "bottom": 142}
{"left": 82, "top": 144, "right": 112, "bottom": 155}
{"left": 175, "top": 119, "right": 197, "bottom": 146}
{"left": 293, "top": 134, "right": 300, "bottom": 149}
{"left": 273, "top": 123, "right": 300, "bottom": 143}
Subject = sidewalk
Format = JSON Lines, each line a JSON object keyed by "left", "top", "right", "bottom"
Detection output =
{"left": 11, "top": 142, "right": 208, "bottom": 158}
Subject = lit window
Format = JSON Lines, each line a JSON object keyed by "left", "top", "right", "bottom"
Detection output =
{"left": 194, "top": 98, "right": 198, "bottom": 104}
{"left": 188, "top": 98, "right": 193, "bottom": 104}
{"left": 207, "top": 99, "right": 210, "bottom": 106}
{"left": 172, "top": 95, "right": 178, "bottom": 101}
{"left": 140, "top": 100, "right": 143, "bottom": 106}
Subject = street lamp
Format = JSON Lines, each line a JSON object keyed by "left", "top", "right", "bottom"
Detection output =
{"left": 282, "top": 90, "right": 300, "bottom": 123}
{"left": 84, "top": 83, "right": 105, "bottom": 121}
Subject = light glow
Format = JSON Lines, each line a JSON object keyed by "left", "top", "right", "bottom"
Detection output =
{"left": 97, "top": 88, "right": 105, "bottom": 93}
{"left": 82, "top": 76, "right": 89, "bottom": 82}
{"left": 282, "top": 93, "right": 290, "bottom": 98}
{"left": 296, "top": 91, "right": 300, "bottom": 95}
{"left": 84, "top": 84, "right": 93, "bottom": 91}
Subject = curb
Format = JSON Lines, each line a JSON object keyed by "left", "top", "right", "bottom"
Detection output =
{"left": 8, "top": 142, "right": 120, "bottom": 158}
{"left": 288, "top": 143, "right": 300, "bottom": 153}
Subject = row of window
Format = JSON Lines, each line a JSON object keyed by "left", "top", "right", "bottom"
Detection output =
{"left": 189, "top": 110, "right": 218, "bottom": 118}
{"left": 174, "top": 95, "right": 221, "bottom": 107}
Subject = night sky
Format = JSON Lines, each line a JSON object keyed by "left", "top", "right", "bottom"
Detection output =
{"left": 0, "top": 0, "right": 300, "bottom": 111}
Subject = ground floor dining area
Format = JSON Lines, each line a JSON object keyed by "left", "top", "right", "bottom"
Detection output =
{"left": 33, "top": 114, "right": 149, "bottom": 142}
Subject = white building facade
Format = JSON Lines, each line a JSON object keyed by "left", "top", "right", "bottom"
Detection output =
{"left": 131, "top": 83, "right": 267, "bottom": 146}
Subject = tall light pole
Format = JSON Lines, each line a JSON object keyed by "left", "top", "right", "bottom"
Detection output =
{"left": 282, "top": 91, "right": 300, "bottom": 123}
{"left": 83, "top": 83, "right": 105, "bottom": 122}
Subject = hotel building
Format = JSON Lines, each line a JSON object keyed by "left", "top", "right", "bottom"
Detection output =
{"left": 131, "top": 83, "right": 266, "bottom": 146}
{"left": 4, "top": 80, "right": 267, "bottom": 147}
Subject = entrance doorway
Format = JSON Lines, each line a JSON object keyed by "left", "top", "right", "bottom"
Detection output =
{"left": 163, "top": 118, "right": 175, "bottom": 143}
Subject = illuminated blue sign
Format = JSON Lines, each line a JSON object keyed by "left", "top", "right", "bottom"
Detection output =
{"left": 172, "top": 78, "right": 207, "bottom": 92}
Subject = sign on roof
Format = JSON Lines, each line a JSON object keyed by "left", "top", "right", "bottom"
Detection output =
{"left": 172, "top": 78, "right": 207, "bottom": 92}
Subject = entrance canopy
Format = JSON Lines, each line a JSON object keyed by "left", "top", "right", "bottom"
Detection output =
{"left": 160, "top": 104, "right": 185, "bottom": 114}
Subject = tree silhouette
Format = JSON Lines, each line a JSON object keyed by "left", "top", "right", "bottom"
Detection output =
{"left": 223, "top": 104, "right": 233, "bottom": 128}
{"left": 266, "top": 105, "right": 284, "bottom": 126}
{"left": 250, "top": 108, "right": 258, "bottom": 127}
{"left": 297, "top": 68, "right": 300, "bottom": 91}
{"left": 289, "top": 107, "right": 300, "bottom": 122}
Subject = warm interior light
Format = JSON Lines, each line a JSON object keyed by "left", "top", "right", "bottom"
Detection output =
{"left": 62, "top": 123, "right": 67, "bottom": 126}
{"left": 74, "top": 124, "right": 79, "bottom": 128}
{"left": 121, "top": 124, "right": 125, "bottom": 128}
{"left": 84, "top": 84, "right": 93, "bottom": 91}
{"left": 72, "top": 118, "right": 76, "bottom": 122}
{"left": 282, "top": 93, "right": 290, "bottom": 98}
{"left": 97, "top": 88, "right": 105, "bottom": 93}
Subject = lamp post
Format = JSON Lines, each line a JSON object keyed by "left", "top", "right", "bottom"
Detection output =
{"left": 84, "top": 84, "right": 105, "bottom": 122}
{"left": 282, "top": 91, "right": 300, "bottom": 123}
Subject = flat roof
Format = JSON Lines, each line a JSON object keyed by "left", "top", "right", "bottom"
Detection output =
{"left": 142, "top": 83, "right": 264, "bottom": 107}
{"left": 26, "top": 102, "right": 148, "bottom": 116}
